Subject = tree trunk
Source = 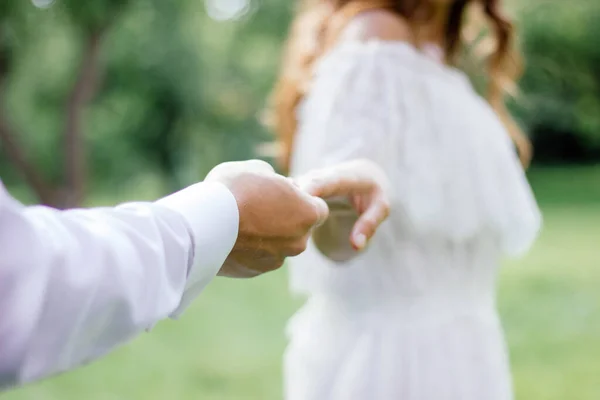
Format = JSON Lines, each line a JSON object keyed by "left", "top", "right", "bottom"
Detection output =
{"left": 0, "top": 115, "right": 58, "bottom": 205}
{"left": 63, "top": 30, "right": 104, "bottom": 208}
{"left": 0, "top": 33, "right": 58, "bottom": 206}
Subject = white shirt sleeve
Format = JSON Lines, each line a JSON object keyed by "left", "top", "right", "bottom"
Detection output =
{"left": 0, "top": 180, "right": 239, "bottom": 390}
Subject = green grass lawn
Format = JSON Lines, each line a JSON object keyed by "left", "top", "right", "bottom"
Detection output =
{"left": 4, "top": 166, "right": 600, "bottom": 400}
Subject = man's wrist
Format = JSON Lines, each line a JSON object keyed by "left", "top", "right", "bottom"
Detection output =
{"left": 156, "top": 182, "right": 239, "bottom": 293}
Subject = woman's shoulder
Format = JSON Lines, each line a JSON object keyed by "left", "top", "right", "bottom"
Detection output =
{"left": 317, "top": 10, "right": 467, "bottom": 86}
{"left": 338, "top": 9, "right": 413, "bottom": 44}
{"left": 315, "top": 10, "right": 419, "bottom": 77}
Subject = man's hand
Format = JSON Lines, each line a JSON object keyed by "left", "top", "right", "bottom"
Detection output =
{"left": 205, "top": 160, "right": 329, "bottom": 278}
{"left": 296, "top": 159, "right": 390, "bottom": 260}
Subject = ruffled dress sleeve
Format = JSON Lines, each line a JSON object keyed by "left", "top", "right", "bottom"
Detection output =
{"left": 290, "top": 41, "right": 541, "bottom": 258}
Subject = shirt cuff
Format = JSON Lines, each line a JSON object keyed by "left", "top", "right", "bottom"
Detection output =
{"left": 157, "top": 182, "right": 239, "bottom": 316}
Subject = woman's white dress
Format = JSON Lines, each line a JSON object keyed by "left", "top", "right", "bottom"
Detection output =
{"left": 285, "top": 41, "right": 542, "bottom": 400}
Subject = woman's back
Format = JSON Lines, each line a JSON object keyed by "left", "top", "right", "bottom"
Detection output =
{"left": 284, "top": 10, "right": 541, "bottom": 400}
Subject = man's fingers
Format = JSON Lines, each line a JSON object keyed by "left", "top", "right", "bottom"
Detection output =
{"left": 350, "top": 195, "right": 390, "bottom": 250}
{"left": 292, "top": 182, "right": 330, "bottom": 229}
{"left": 311, "top": 196, "right": 330, "bottom": 227}
{"left": 205, "top": 159, "right": 275, "bottom": 182}
{"left": 245, "top": 159, "right": 276, "bottom": 173}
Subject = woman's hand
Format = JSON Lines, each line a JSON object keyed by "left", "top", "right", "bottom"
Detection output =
{"left": 295, "top": 159, "right": 390, "bottom": 258}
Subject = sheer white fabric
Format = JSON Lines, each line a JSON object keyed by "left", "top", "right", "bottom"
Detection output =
{"left": 285, "top": 41, "right": 542, "bottom": 400}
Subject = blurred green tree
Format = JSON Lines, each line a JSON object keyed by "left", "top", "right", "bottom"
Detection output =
{"left": 0, "top": 0, "right": 133, "bottom": 207}
{"left": 513, "top": 0, "right": 600, "bottom": 164}
{"left": 0, "top": 0, "right": 293, "bottom": 205}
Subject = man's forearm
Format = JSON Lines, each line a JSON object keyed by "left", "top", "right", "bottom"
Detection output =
{"left": 0, "top": 182, "right": 238, "bottom": 389}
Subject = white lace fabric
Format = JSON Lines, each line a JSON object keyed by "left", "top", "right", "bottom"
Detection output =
{"left": 285, "top": 40, "right": 542, "bottom": 400}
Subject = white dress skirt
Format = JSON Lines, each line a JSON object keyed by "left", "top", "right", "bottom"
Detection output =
{"left": 284, "top": 41, "right": 542, "bottom": 400}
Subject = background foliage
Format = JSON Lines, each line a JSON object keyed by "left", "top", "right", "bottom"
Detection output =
{"left": 513, "top": 0, "right": 600, "bottom": 164}
{"left": 0, "top": 0, "right": 292, "bottom": 206}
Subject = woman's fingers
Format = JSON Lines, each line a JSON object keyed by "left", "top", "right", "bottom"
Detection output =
{"left": 350, "top": 193, "right": 390, "bottom": 250}
{"left": 295, "top": 159, "right": 391, "bottom": 250}
{"left": 296, "top": 160, "right": 380, "bottom": 198}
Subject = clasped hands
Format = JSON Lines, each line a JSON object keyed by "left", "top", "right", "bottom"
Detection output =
{"left": 205, "top": 159, "right": 390, "bottom": 278}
